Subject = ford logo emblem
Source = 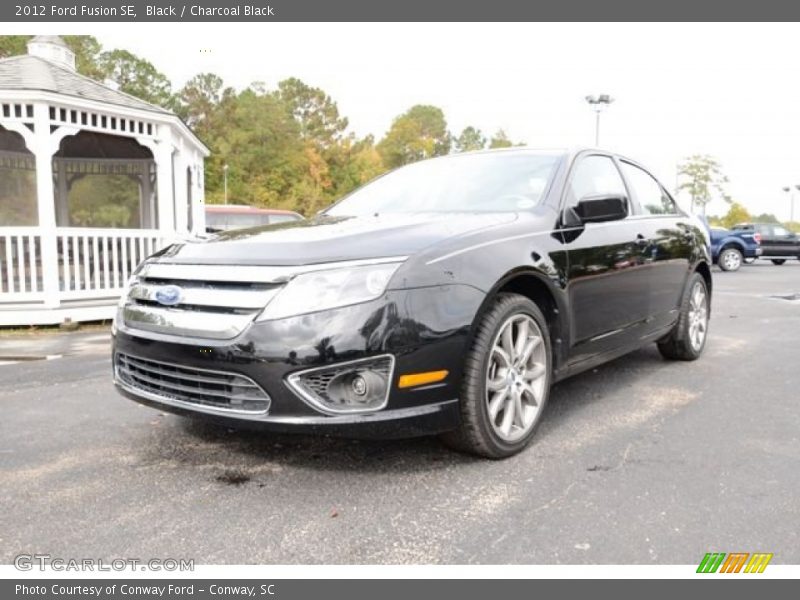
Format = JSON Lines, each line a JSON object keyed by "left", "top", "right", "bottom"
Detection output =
{"left": 154, "top": 285, "right": 183, "bottom": 306}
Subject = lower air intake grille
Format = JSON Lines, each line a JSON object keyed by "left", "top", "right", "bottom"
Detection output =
{"left": 115, "top": 352, "right": 270, "bottom": 414}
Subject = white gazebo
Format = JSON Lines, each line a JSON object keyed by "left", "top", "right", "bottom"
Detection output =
{"left": 0, "top": 36, "right": 209, "bottom": 326}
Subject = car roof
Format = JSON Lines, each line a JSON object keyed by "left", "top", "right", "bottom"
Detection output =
{"left": 460, "top": 146, "right": 656, "bottom": 172}
{"left": 205, "top": 204, "right": 300, "bottom": 216}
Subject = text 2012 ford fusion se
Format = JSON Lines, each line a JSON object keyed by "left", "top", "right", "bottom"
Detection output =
{"left": 112, "top": 148, "right": 711, "bottom": 458}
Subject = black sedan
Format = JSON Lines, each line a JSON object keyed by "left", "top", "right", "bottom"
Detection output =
{"left": 112, "top": 148, "right": 711, "bottom": 458}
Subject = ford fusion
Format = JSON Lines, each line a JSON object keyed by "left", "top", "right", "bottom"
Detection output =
{"left": 112, "top": 148, "right": 711, "bottom": 458}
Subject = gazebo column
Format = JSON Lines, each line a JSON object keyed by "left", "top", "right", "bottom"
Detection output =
{"left": 55, "top": 159, "right": 69, "bottom": 226}
{"left": 172, "top": 149, "right": 188, "bottom": 233}
{"left": 195, "top": 163, "right": 206, "bottom": 233}
{"left": 139, "top": 135, "right": 176, "bottom": 233}
{"left": 31, "top": 103, "right": 60, "bottom": 308}
{"left": 140, "top": 169, "right": 153, "bottom": 228}
{"left": 155, "top": 143, "right": 175, "bottom": 232}
{"left": 31, "top": 111, "right": 79, "bottom": 308}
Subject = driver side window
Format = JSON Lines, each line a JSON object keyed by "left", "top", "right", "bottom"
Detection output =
{"left": 566, "top": 155, "right": 628, "bottom": 211}
{"left": 773, "top": 225, "right": 789, "bottom": 236}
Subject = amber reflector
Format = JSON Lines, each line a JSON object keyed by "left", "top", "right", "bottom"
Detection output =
{"left": 398, "top": 370, "right": 449, "bottom": 389}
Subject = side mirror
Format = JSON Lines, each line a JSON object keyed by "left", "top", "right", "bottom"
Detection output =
{"left": 574, "top": 194, "right": 628, "bottom": 224}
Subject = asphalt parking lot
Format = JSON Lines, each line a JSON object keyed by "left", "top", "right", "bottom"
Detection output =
{"left": 1, "top": 262, "right": 798, "bottom": 565}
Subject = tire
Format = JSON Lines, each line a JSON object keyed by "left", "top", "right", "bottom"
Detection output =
{"left": 718, "top": 247, "right": 743, "bottom": 271}
{"left": 441, "top": 293, "right": 552, "bottom": 459}
{"left": 771, "top": 259, "right": 786, "bottom": 265}
{"left": 657, "top": 273, "right": 709, "bottom": 361}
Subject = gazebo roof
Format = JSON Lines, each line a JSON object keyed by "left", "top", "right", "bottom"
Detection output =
{"left": 0, "top": 54, "right": 171, "bottom": 115}
{"left": 30, "top": 35, "right": 69, "bottom": 47}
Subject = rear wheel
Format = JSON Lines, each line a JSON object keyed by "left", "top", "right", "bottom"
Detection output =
{"left": 657, "top": 273, "right": 709, "bottom": 361}
{"left": 718, "top": 247, "right": 742, "bottom": 271}
{"left": 441, "top": 293, "right": 551, "bottom": 459}
{"left": 772, "top": 259, "right": 786, "bottom": 265}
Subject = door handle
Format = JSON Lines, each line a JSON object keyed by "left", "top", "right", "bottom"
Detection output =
{"left": 635, "top": 234, "right": 649, "bottom": 247}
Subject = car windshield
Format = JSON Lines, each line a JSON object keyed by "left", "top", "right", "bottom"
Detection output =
{"left": 326, "top": 151, "right": 561, "bottom": 216}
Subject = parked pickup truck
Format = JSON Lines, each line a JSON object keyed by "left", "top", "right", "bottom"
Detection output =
{"left": 732, "top": 222, "right": 800, "bottom": 265}
{"left": 708, "top": 225, "right": 762, "bottom": 271}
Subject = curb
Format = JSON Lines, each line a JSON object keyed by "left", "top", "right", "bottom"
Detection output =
{"left": 0, "top": 354, "right": 63, "bottom": 362}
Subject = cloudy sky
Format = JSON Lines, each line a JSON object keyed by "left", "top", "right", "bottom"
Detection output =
{"left": 17, "top": 22, "right": 800, "bottom": 220}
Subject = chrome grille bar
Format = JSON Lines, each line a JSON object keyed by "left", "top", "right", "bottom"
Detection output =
{"left": 128, "top": 281, "right": 279, "bottom": 310}
{"left": 122, "top": 304, "right": 257, "bottom": 339}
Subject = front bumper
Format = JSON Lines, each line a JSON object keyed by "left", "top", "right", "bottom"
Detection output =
{"left": 112, "top": 285, "right": 484, "bottom": 438}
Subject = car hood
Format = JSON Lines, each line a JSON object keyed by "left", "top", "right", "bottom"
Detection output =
{"left": 155, "top": 212, "right": 518, "bottom": 266}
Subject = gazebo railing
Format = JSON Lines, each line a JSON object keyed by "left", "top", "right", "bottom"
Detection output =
{"left": 0, "top": 227, "right": 170, "bottom": 304}
{"left": 56, "top": 228, "right": 166, "bottom": 299}
{"left": 0, "top": 227, "right": 43, "bottom": 301}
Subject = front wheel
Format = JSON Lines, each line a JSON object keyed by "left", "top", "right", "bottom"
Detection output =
{"left": 718, "top": 247, "right": 742, "bottom": 271}
{"left": 772, "top": 259, "right": 786, "bottom": 265}
{"left": 657, "top": 273, "right": 709, "bottom": 361}
{"left": 441, "top": 293, "right": 551, "bottom": 459}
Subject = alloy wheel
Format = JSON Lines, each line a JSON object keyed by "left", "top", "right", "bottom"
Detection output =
{"left": 485, "top": 314, "right": 548, "bottom": 442}
{"left": 688, "top": 282, "right": 708, "bottom": 351}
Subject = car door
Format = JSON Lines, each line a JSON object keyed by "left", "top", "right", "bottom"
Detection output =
{"left": 755, "top": 224, "right": 778, "bottom": 256}
{"left": 769, "top": 224, "right": 798, "bottom": 256}
{"left": 559, "top": 154, "right": 652, "bottom": 362}
{"left": 618, "top": 160, "right": 693, "bottom": 333}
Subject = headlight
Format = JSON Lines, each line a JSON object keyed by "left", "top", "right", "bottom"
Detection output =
{"left": 116, "top": 274, "right": 140, "bottom": 309}
{"left": 256, "top": 261, "right": 403, "bottom": 321}
{"left": 112, "top": 262, "right": 149, "bottom": 334}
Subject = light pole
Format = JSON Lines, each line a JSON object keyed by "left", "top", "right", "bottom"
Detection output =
{"left": 585, "top": 94, "right": 614, "bottom": 147}
{"left": 783, "top": 185, "right": 800, "bottom": 223}
{"left": 223, "top": 164, "right": 229, "bottom": 204}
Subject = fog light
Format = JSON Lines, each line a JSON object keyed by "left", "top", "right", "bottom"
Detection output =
{"left": 352, "top": 375, "right": 367, "bottom": 396}
{"left": 286, "top": 355, "right": 395, "bottom": 414}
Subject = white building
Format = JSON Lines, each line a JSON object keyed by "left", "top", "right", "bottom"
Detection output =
{"left": 0, "top": 36, "right": 209, "bottom": 326}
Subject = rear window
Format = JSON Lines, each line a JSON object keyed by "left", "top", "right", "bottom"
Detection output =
{"left": 206, "top": 211, "right": 272, "bottom": 231}
{"left": 269, "top": 213, "right": 302, "bottom": 224}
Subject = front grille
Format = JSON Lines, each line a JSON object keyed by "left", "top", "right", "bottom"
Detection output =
{"left": 115, "top": 352, "right": 270, "bottom": 414}
{"left": 121, "top": 263, "right": 287, "bottom": 340}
